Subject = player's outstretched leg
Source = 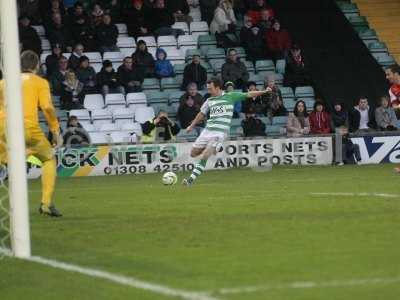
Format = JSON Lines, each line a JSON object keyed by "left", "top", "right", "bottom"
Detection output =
{"left": 39, "top": 158, "right": 62, "bottom": 217}
{"left": 183, "top": 159, "right": 207, "bottom": 186}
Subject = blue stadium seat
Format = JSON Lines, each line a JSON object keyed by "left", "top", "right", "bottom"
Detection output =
{"left": 295, "top": 86, "right": 315, "bottom": 99}
{"left": 276, "top": 59, "right": 286, "bottom": 74}
{"left": 280, "top": 87, "right": 295, "bottom": 99}
{"left": 272, "top": 116, "right": 288, "bottom": 125}
{"left": 283, "top": 99, "right": 296, "bottom": 111}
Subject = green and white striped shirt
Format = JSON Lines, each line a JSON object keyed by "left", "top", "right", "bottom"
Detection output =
{"left": 201, "top": 92, "right": 247, "bottom": 133}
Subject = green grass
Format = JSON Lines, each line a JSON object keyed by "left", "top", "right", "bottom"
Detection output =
{"left": 1, "top": 164, "right": 400, "bottom": 300}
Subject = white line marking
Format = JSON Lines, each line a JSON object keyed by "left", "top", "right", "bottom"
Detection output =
{"left": 310, "top": 192, "right": 400, "bottom": 198}
{"left": 215, "top": 277, "right": 400, "bottom": 295}
{"left": 0, "top": 247, "right": 219, "bottom": 300}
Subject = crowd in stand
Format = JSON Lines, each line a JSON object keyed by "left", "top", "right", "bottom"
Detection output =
{"left": 12, "top": 0, "right": 400, "bottom": 149}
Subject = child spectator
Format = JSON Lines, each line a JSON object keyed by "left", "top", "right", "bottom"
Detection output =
{"left": 286, "top": 100, "right": 310, "bottom": 137}
{"left": 97, "top": 60, "right": 125, "bottom": 96}
{"left": 154, "top": 48, "right": 175, "bottom": 78}
{"left": 375, "top": 96, "right": 398, "bottom": 131}
{"left": 309, "top": 101, "right": 331, "bottom": 134}
{"left": 132, "top": 40, "right": 155, "bottom": 78}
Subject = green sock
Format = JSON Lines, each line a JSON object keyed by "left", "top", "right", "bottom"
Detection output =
{"left": 189, "top": 159, "right": 207, "bottom": 182}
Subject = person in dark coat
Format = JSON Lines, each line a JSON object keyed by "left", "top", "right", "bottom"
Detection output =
{"left": 70, "top": 13, "right": 96, "bottom": 51}
{"left": 245, "top": 26, "right": 266, "bottom": 62}
{"left": 221, "top": 48, "right": 249, "bottom": 89}
{"left": 63, "top": 115, "right": 91, "bottom": 147}
{"left": 117, "top": 56, "right": 145, "bottom": 93}
{"left": 165, "top": 0, "right": 192, "bottom": 23}
{"left": 284, "top": 45, "right": 312, "bottom": 89}
{"left": 199, "top": 0, "right": 217, "bottom": 25}
{"left": 68, "top": 44, "right": 85, "bottom": 71}
{"left": 331, "top": 101, "right": 349, "bottom": 130}
{"left": 182, "top": 54, "right": 207, "bottom": 90}
{"left": 97, "top": 60, "right": 125, "bottom": 95}
{"left": 45, "top": 44, "right": 64, "bottom": 77}
{"left": 150, "top": 0, "right": 184, "bottom": 37}
{"left": 242, "top": 108, "right": 266, "bottom": 137}
{"left": 46, "top": 12, "right": 74, "bottom": 52}
{"left": 50, "top": 56, "right": 70, "bottom": 96}
{"left": 96, "top": 14, "right": 119, "bottom": 53}
{"left": 124, "top": 0, "right": 152, "bottom": 38}
{"left": 179, "top": 82, "right": 204, "bottom": 108}
{"left": 19, "top": 15, "right": 42, "bottom": 55}
{"left": 348, "top": 96, "right": 377, "bottom": 133}
{"left": 177, "top": 95, "right": 204, "bottom": 135}
{"left": 132, "top": 40, "right": 155, "bottom": 78}
{"left": 75, "top": 56, "right": 97, "bottom": 94}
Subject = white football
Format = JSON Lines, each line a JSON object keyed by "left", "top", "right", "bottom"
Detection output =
{"left": 162, "top": 172, "right": 178, "bottom": 185}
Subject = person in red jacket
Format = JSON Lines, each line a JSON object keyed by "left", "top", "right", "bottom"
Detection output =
{"left": 309, "top": 101, "right": 332, "bottom": 134}
{"left": 266, "top": 20, "right": 292, "bottom": 61}
{"left": 246, "top": 0, "right": 274, "bottom": 26}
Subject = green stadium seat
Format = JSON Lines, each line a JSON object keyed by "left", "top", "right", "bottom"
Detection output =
{"left": 209, "top": 59, "right": 225, "bottom": 74}
{"left": 232, "top": 47, "right": 246, "bottom": 59}
{"left": 169, "top": 90, "right": 185, "bottom": 104}
{"left": 358, "top": 28, "right": 378, "bottom": 42}
{"left": 368, "top": 42, "right": 388, "bottom": 54}
{"left": 272, "top": 116, "right": 288, "bottom": 125}
{"left": 173, "top": 63, "right": 186, "bottom": 75}
{"left": 337, "top": 1, "right": 359, "bottom": 14}
{"left": 142, "top": 78, "right": 160, "bottom": 90}
{"left": 295, "top": 86, "right": 315, "bottom": 99}
{"left": 198, "top": 34, "right": 217, "bottom": 47}
{"left": 144, "top": 91, "right": 169, "bottom": 104}
{"left": 283, "top": 98, "right": 295, "bottom": 111}
{"left": 372, "top": 53, "right": 396, "bottom": 67}
{"left": 248, "top": 73, "right": 264, "bottom": 86}
{"left": 185, "top": 49, "right": 203, "bottom": 62}
{"left": 160, "top": 77, "right": 180, "bottom": 91}
{"left": 230, "top": 125, "right": 243, "bottom": 138}
{"left": 151, "top": 103, "right": 170, "bottom": 115}
{"left": 348, "top": 16, "right": 369, "bottom": 30}
{"left": 243, "top": 60, "right": 255, "bottom": 74}
{"left": 255, "top": 60, "right": 275, "bottom": 75}
{"left": 266, "top": 125, "right": 283, "bottom": 136}
{"left": 300, "top": 98, "right": 316, "bottom": 111}
{"left": 276, "top": 59, "right": 286, "bottom": 74}
{"left": 206, "top": 48, "right": 226, "bottom": 60}
{"left": 280, "top": 87, "right": 295, "bottom": 99}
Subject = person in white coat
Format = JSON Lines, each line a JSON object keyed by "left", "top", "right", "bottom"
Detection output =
{"left": 210, "top": 0, "right": 237, "bottom": 40}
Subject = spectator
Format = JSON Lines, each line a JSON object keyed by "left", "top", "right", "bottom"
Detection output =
{"left": 117, "top": 56, "right": 145, "bottom": 93}
{"left": 245, "top": 26, "right": 266, "bottom": 63}
{"left": 96, "top": 14, "right": 119, "bottom": 53}
{"left": 266, "top": 20, "right": 291, "bottom": 62}
{"left": 337, "top": 127, "right": 361, "bottom": 165}
{"left": 246, "top": 0, "right": 273, "bottom": 25}
{"left": 50, "top": 56, "right": 70, "bottom": 96}
{"left": 132, "top": 40, "right": 155, "bottom": 78}
{"left": 177, "top": 95, "right": 203, "bottom": 136}
{"left": 331, "top": 101, "right": 348, "bottom": 130}
{"left": 221, "top": 48, "right": 249, "bottom": 89}
{"left": 67, "top": 2, "right": 89, "bottom": 26}
{"left": 141, "top": 111, "right": 180, "bottom": 143}
{"left": 210, "top": 0, "right": 238, "bottom": 48}
{"left": 70, "top": 12, "right": 96, "bottom": 51}
{"left": 151, "top": 0, "right": 185, "bottom": 37}
{"left": 375, "top": 96, "right": 398, "bottom": 131}
{"left": 46, "top": 12, "right": 73, "bottom": 52}
{"left": 284, "top": 45, "right": 312, "bottom": 89}
{"left": 166, "top": 0, "right": 192, "bottom": 23}
{"left": 18, "top": 0, "right": 42, "bottom": 25}
{"left": 63, "top": 116, "right": 91, "bottom": 147}
{"left": 242, "top": 108, "right": 266, "bottom": 137}
{"left": 40, "top": 0, "right": 66, "bottom": 22}
{"left": 257, "top": 8, "right": 275, "bottom": 34}
{"left": 68, "top": 43, "right": 85, "bottom": 70}
{"left": 349, "top": 96, "right": 376, "bottom": 133}
{"left": 286, "top": 100, "right": 310, "bottom": 137}
{"left": 97, "top": 60, "right": 125, "bottom": 95}
{"left": 100, "top": 0, "right": 123, "bottom": 23}
{"left": 125, "top": 0, "right": 151, "bottom": 38}
{"left": 309, "top": 101, "right": 331, "bottom": 134}
{"left": 76, "top": 56, "right": 97, "bottom": 94}
{"left": 263, "top": 75, "right": 287, "bottom": 119}
{"left": 179, "top": 83, "right": 204, "bottom": 108}
{"left": 45, "top": 44, "right": 63, "bottom": 77}
{"left": 19, "top": 15, "right": 42, "bottom": 55}
{"left": 182, "top": 54, "right": 207, "bottom": 90}
{"left": 200, "top": 0, "right": 217, "bottom": 25}
{"left": 91, "top": 3, "right": 104, "bottom": 27}
{"left": 385, "top": 64, "right": 400, "bottom": 118}
{"left": 154, "top": 48, "right": 175, "bottom": 78}
{"left": 60, "top": 71, "right": 84, "bottom": 110}
{"left": 242, "top": 81, "right": 267, "bottom": 116}
{"left": 239, "top": 15, "right": 253, "bottom": 52}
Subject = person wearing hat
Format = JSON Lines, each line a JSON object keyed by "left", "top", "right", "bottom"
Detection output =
{"left": 97, "top": 60, "right": 125, "bottom": 96}
{"left": 132, "top": 40, "right": 155, "bottom": 77}
{"left": 18, "top": 15, "right": 42, "bottom": 55}
{"left": 45, "top": 44, "right": 64, "bottom": 77}
{"left": 182, "top": 54, "right": 207, "bottom": 90}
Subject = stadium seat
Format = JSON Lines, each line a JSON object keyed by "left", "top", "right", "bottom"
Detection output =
{"left": 232, "top": 47, "right": 246, "bottom": 59}
{"left": 230, "top": 125, "right": 243, "bottom": 138}
{"left": 92, "top": 63, "right": 103, "bottom": 73}
{"left": 337, "top": 1, "right": 359, "bottom": 15}
{"left": 302, "top": 98, "right": 316, "bottom": 110}
{"left": 347, "top": 15, "right": 369, "bottom": 30}
{"left": 272, "top": 116, "right": 288, "bottom": 125}
{"left": 372, "top": 53, "right": 396, "bottom": 67}
{"left": 142, "top": 78, "right": 160, "bottom": 90}
{"left": 32, "top": 25, "right": 45, "bottom": 37}
{"left": 172, "top": 22, "right": 189, "bottom": 34}
{"left": 283, "top": 99, "right": 296, "bottom": 111}
{"left": 117, "top": 36, "right": 136, "bottom": 48}
{"left": 178, "top": 35, "right": 197, "bottom": 51}
{"left": 255, "top": 60, "right": 275, "bottom": 75}
{"left": 113, "top": 107, "right": 134, "bottom": 125}
{"left": 168, "top": 102, "right": 179, "bottom": 118}
{"left": 189, "top": 7, "right": 202, "bottom": 22}
{"left": 134, "top": 106, "right": 155, "bottom": 123}
{"left": 160, "top": 78, "right": 180, "bottom": 91}
{"left": 243, "top": 61, "right": 255, "bottom": 74}
{"left": 91, "top": 109, "right": 113, "bottom": 127}
{"left": 105, "top": 93, "right": 126, "bottom": 110}
{"left": 185, "top": 49, "right": 203, "bottom": 62}
{"left": 173, "top": 63, "right": 186, "bottom": 76}
{"left": 120, "top": 47, "right": 135, "bottom": 58}
{"left": 69, "top": 109, "right": 90, "bottom": 121}
{"left": 276, "top": 59, "right": 286, "bottom": 74}
{"left": 41, "top": 39, "right": 51, "bottom": 51}
{"left": 295, "top": 86, "right": 315, "bottom": 99}
{"left": 136, "top": 36, "right": 157, "bottom": 48}
{"left": 57, "top": 110, "right": 69, "bottom": 122}
{"left": 157, "top": 35, "right": 177, "bottom": 49}
{"left": 81, "top": 123, "right": 96, "bottom": 132}
{"left": 248, "top": 73, "right": 263, "bottom": 86}
{"left": 151, "top": 103, "right": 170, "bottom": 115}
{"left": 145, "top": 91, "right": 169, "bottom": 104}
{"left": 115, "top": 23, "right": 128, "bottom": 36}
{"left": 126, "top": 92, "right": 147, "bottom": 106}
{"left": 209, "top": 59, "right": 225, "bottom": 74}
{"left": 281, "top": 87, "right": 295, "bottom": 99}
{"left": 358, "top": 28, "right": 378, "bottom": 42}
{"left": 165, "top": 48, "right": 185, "bottom": 65}
{"left": 89, "top": 132, "right": 109, "bottom": 145}
{"left": 368, "top": 42, "right": 388, "bottom": 54}
{"left": 190, "top": 21, "right": 209, "bottom": 35}
{"left": 206, "top": 48, "right": 226, "bottom": 60}
{"left": 267, "top": 125, "right": 284, "bottom": 136}
{"left": 99, "top": 123, "right": 119, "bottom": 133}
{"left": 103, "top": 51, "right": 124, "bottom": 62}
{"left": 198, "top": 34, "right": 217, "bottom": 47}
{"left": 169, "top": 90, "right": 185, "bottom": 104}
{"left": 274, "top": 73, "right": 284, "bottom": 85}
{"left": 110, "top": 131, "right": 131, "bottom": 143}
{"left": 121, "top": 122, "right": 143, "bottom": 136}
{"left": 84, "top": 52, "right": 102, "bottom": 63}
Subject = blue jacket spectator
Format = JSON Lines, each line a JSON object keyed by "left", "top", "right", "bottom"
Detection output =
{"left": 154, "top": 48, "right": 175, "bottom": 78}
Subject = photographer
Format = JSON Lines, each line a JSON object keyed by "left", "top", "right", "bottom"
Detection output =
{"left": 141, "top": 111, "right": 180, "bottom": 143}
{"left": 241, "top": 108, "right": 266, "bottom": 137}
{"left": 63, "top": 116, "right": 91, "bottom": 147}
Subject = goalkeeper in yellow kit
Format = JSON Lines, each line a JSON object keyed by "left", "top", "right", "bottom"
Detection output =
{"left": 0, "top": 50, "right": 63, "bottom": 217}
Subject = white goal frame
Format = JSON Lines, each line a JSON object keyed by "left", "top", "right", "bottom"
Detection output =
{"left": 0, "top": 0, "right": 31, "bottom": 258}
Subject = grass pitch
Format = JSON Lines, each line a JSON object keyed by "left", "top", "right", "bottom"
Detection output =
{"left": 1, "top": 164, "right": 400, "bottom": 300}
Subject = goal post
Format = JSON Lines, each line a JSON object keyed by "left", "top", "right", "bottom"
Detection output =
{"left": 0, "top": 1, "right": 31, "bottom": 258}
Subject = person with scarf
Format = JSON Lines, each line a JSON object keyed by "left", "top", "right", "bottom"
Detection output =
{"left": 309, "top": 101, "right": 331, "bottom": 134}
{"left": 286, "top": 100, "right": 310, "bottom": 137}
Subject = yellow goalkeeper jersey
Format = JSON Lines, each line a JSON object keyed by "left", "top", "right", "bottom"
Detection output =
{"left": 0, "top": 72, "right": 59, "bottom": 133}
